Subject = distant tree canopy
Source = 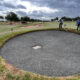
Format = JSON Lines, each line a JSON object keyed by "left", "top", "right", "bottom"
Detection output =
{"left": 61, "top": 16, "right": 72, "bottom": 21}
{"left": 55, "top": 17, "right": 59, "bottom": 20}
{"left": 0, "top": 16, "right": 3, "bottom": 19}
{"left": 21, "top": 16, "right": 30, "bottom": 22}
{"left": 30, "top": 19, "right": 42, "bottom": 22}
{"left": 5, "top": 12, "right": 43, "bottom": 22}
{"left": 72, "top": 17, "right": 80, "bottom": 21}
{"left": 61, "top": 16, "right": 80, "bottom": 21}
{"left": 51, "top": 16, "right": 80, "bottom": 22}
{"left": 51, "top": 17, "right": 59, "bottom": 21}
{"left": 21, "top": 16, "right": 42, "bottom": 22}
{"left": 5, "top": 12, "right": 80, "bottom": 22}
{"left": 6, "top": 12, "right": 19, "bottom": 22}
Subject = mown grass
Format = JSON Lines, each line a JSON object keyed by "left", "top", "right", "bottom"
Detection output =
{"left": 0, "top": 57, "right": 6, "bottom": 75}
{"left": 0, "top": 25, "right": 21, "bottom": 33}
{"left": 43, "top": 21, "right": 77, "bottom": 29}
{"left": 0, "top": 22, "right": 8, "bottom": 25}
{"left": 0, "top": 22, "right": 80, "bottom": 80}
{"left": 0, "top": 22, "right": 41, "bottom": 33}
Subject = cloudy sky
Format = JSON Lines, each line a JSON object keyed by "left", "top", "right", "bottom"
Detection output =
{"left": 0, "top": 0, "right": 80, "bottom": 20}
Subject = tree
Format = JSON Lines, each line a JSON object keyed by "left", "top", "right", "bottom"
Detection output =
{"left": 61, "top": 16, "right": 72, "bottom": 21}
{"left": 21, "top": 16, "right": 30, "bottom": 22}
{"left": 51, "top": 19, "right": 54, "bottom": 22}
{"left": 51, "top": 17, "right": 59, "bottom": 22}
{"left": 0, "top": 16, "right": 3, "bottom": 19}
{"left": 6, "top": 12, "right": 19, "bottom": 22}
{"left": 73, "top": 16, "right": 80, "bottom": 21}
{"left": 54, "top": 17, "right": 59, "bottom": 20}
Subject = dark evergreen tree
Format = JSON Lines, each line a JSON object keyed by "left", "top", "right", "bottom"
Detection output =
{"left": 6, "top": 12, "right": 19, "bottom": 22}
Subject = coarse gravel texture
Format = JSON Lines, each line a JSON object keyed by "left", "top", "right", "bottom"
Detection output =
{"left": 0, "top": 30, "right": 80, "bottom": 77}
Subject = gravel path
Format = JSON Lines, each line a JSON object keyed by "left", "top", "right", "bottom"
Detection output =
{"left": 0, "top": 30, "right": 80, "bottom": 77}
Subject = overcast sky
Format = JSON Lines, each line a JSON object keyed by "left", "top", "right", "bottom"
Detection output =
{"left": 0, "top": 0, "right": 80, "bottom": 20}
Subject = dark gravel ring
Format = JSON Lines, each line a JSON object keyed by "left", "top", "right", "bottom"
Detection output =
{"left": 0, "top": 30, "right": 80, "bottom": 77}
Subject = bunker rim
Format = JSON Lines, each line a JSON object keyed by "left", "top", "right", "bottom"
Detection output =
{"left": 0, "top": 27, "right": 80, "bottom": 78}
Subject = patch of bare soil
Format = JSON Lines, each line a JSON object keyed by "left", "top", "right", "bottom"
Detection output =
{"left": 22, "top": 24, "right": 43, "bottom": 28}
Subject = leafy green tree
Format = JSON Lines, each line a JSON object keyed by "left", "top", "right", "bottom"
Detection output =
{"left": 61, "top": 16, "right": 72, "bottom": 21}
{"left": 51, "top": 17, "right": 59, "bottom": 21}
{"left": 73, "top": 16, "right": 80, "bottom": 21}
{"left": 51, "top": 19, "right": 54, "bottom": 22}
{"left": 21, "top": 16, "right": 30, "bottom": 22}
{"left": 55, "top": 17, "right": 59, "bottom": 20}
{"left": 0, "top": 16, "right": 3, "bottom": 19}
{"left": 6, "top": 12, "right": 19, "bottom": 22}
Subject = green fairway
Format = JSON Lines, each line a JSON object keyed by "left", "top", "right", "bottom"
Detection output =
{"left": 43, "top": 21, "right": 77, "bottom": 29}
{"left": 0, "top": 21, "right": 77, "bottom": 33}
{"left": 0, "top": 22, "right": 42, "bottom": 33}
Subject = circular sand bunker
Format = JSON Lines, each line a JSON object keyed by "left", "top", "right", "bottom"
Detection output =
{"left": 0, "top": 30, "right": 80, "bottom": 76}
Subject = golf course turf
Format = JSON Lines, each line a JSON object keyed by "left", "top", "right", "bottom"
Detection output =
{"left": 0, "top": 22, "right": 80, "bottom": 80}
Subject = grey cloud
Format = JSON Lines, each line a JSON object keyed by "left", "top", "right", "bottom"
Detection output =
{"left": 0, "top": 0, "right": 80, "bottom": 19}
{"left": 22, "top": 0, "right": 80, "bottom": 8}
{"left": 0, "top": 1, "right": 26, "bottom": 9}
{"left": 21, "top": 0, "right": 80, "bottom": 18}
{"left": 16, "top": 11, "right": 27, "bottom": 16}
{"left": 28, "top": 10, "right": 58, "bottom": 19}
{"left": 17, "top": 5, "right": 26, "bottom": 9}
{"left": 3, "top": 2, "right": 16, "bottom": 8}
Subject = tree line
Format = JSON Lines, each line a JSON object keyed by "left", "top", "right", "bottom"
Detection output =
{"left": 0, "top": 12, "right": 42, "bottom": 22}
{"left": 51, "top": 16, "right": 80, "bottom": 21}
{"left": 0, "top": 12, "right": 80, "bottom": 22}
